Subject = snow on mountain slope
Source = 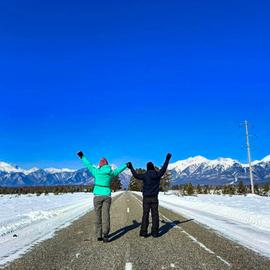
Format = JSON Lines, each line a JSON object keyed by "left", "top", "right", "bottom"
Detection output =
{"left": 44, "top": 168, "right": 76, "bottom": 174}
{"left": 206, "top": 158, "right": 238, "bottom": 170}
{"left": 0, "top": 162, "right": 22, "bottom": 173}
{"left": 0, "top": 163, "right": 39, "bottom": 175}
{"left": 1, "top": 155, "right": 270, "bottom": 186}
{"left": 169, "top": 156, "right": 238, "bottom": 172}
{"left": 261, "top": 155, "right": 270, "bottom": 163}
{"left": 168, "top": 156, "right": 209, "bottom": 172}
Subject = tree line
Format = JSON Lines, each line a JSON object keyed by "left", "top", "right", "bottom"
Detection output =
{"left": 171, "top": 181, "right": 270, "bottom": 196}
{"left": 0, "top": 177, "right": 123, "bottom": 195}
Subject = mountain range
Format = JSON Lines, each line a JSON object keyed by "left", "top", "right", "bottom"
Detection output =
{"left": 0, "top": 155, "right": 270, "bottom": 187}
{"left": 168, "top": 155, "right": 270, "bottom": 185}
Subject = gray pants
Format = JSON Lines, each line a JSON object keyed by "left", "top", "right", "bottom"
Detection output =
{"left": 94, "top": 196, "right": 112, "bottom": 238}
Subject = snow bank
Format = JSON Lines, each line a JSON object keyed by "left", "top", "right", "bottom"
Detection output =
{"left": 0, "top": 192, "right": 121, "bottom": 267}
{"left": 134, "top": 192, "right": 270, "bottom": 258}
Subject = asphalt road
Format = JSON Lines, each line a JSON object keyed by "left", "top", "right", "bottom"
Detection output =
{"left": 3, "top": 192, "right": 270, "bottom": 270}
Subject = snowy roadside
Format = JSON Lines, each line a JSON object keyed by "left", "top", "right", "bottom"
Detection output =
{"left": 0, "top": 192, "right": 122, "bottom": 267}
{"left": 133, "top": 191, "right": 270, "bottom": 258}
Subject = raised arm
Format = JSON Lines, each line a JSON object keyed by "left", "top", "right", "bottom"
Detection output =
{"left": 111, "top": 163, "right": 128, "bottom": 177}
{"left": 77, "top": 151, "right": 98, "bottom": 176}
{"left": 157, "top": 153, "right": 172, "bottom": 178}
{"left": 127, "top": 162, "right": 144, "bottom": 180}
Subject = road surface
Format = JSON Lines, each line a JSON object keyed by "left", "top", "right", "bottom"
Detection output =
{"left": 3, "top": 192, "right": 270, "bottom": 270}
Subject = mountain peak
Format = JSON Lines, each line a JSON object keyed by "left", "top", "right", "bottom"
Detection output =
{"left": 44, "top": 168, "right": 76, "bottom": 174}
{"left": 0, "top": 162, "right": 21, "bottom": 173}
{"left": 261, "top": 155, "right": 270, "bottom": 163}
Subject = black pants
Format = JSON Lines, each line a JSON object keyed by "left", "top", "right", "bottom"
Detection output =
{"left": 141, "top": 195, "right": 159, "bottom": 234}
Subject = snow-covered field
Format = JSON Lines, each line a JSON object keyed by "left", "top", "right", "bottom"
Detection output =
{"left": 0, "top": 192, "right": 121, "bottom": 267}
{"left": 134, "top": 192, "right": 270, "bottom": 258}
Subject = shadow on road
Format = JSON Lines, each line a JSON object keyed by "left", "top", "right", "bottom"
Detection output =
{"left": 159, "top": 219, "right": 194, "bottom": 237}
{"left": 109, "top": 220, "right": 141, "bottom": 242}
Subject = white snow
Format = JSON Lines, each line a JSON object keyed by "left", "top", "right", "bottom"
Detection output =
{"left": 168, "top": 156, "right": 238, "bottom": 173}
{"left": 1, "top": 154, "right": 270, "bottom": 176}
{"left": 24, "top": 167, "right": 40, "bottom": 175}
{"left": 0, "top": 163, "right": 39, "bottom": 175}
{"left": 0, "top": 162, "right": 21, "bottom": 173}
{"left": 134, "top": 192, "right": 270, "bottom": 258}
{"left": 0, "top": 192, "right": 121, "bottom": 266}
{"left": 0, "top": 162, "right": 75, "bottom": 175}
{"left": 261, "top": 155, "right": 270, "bottom": 163}
{"left": 168, "top": 156, "right": 209, "bottom": 172}
{"left": 44, "top": 168, "right": 76, "bottom": 174}
{"left": 207, "top": 158, "right": 237, "bottom": 170}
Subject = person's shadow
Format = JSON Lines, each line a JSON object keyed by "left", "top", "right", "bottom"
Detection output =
{"left": 109, "top": 220, "right": 141, "bottom": 242}
{"left": 109, "top": 219, "right": 194, "bottom": 241}
{"left": 158, "top": 219, "right": 193, "bottom": 237}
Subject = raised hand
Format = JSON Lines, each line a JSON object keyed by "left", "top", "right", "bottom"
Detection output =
{"left": 77, "top": 151, "right": 84, "bottom": 159}
{"left": 166, "top": 153, "right": 172, "bottom": 160}
{"left": 127, "top": 162, "right": 133, "bottom": 169}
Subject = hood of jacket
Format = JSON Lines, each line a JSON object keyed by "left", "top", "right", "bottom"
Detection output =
{"left": 98, "top": 164, "right": 112, "bottom": 174}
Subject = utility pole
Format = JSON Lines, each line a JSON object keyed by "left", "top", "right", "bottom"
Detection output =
{"left": 244, "top": 120, "right": 255, "bottom": 194}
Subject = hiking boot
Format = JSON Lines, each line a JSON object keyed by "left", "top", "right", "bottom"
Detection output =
{"left": 139, "top": 231, "right": 148, "bottom": 238}
{"left": 151, "top": 232, "right": 159, "bottom": 238}
{"left": 97, "top": 237, "right": 103, "bottom": 241}
{"left": 103, "top": 235, "right": 109, "bottom": 243}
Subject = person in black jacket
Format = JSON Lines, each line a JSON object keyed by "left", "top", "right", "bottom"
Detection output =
{"left": 127, "top": 153, "right": 172, "bottom": 237}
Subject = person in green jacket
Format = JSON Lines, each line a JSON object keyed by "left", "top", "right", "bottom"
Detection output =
{"left": 77, "top": 151, "right": 127, "bottom": 243}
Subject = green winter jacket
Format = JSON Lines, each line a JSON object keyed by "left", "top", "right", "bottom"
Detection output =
{"left": 82, "top": 156, "right": 127, "bottom": 196}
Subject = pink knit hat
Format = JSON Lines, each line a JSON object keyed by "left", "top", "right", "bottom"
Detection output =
{"left": 99, "top": 158, "right": 108, "bottom": 167}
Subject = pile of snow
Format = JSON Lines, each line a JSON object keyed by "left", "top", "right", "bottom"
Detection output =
{"left": 134, "top": 192, "right": 270, "bottom": 257}
{"left": 0, "top": 192, "right": 121, "bottom": 266}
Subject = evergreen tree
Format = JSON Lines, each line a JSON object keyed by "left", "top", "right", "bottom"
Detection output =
{"left": 196, "top": 184, "right": 202, "bottom": 194}
{"left": 203, "top": 185, "right": 209, "bottom": 194}
{"left": 160, "top": 170, "right": 172, "bottom": 192}
{"left": 237, "top": 180, "right": 247, "bottom": 195}
{"left": 184, "top": 182, "right": 194, "bottom": 195}
{"left": 110, "top": 175, "right": 122, "bottom": 192}
{"left": 224, "top": 185, "right": 236, "bottom": 195}
{"left": 254, "top": 184, "right": 260, "bottom": 195}
{"left": 128, "top": 176, "right": 141, "bottom": 191}
{"left": 128, "top": 168, "right": 145, "bottom": 191}
{"left": 263, "top": 183, "right": 269, "bottom": 195}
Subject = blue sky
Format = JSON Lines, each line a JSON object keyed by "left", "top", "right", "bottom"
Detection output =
{"left": 0, "top": 0, "right": 270, "bottom": 169}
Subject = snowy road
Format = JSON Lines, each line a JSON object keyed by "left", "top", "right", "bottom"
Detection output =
{"left": 2, "top": 192, "right": 270, "bottom": 270}
{"left": 0, "top": 192, "right": 121, "bottom": 266}
{"left": 141, "top": 192, "right": 270, "bottom": 258}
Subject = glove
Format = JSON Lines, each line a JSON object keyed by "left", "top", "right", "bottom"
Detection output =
{"left": 166, "top": 153, "right": 172, "bottom": 160}
{"left": 77, "top": 151, "right": 84, "bottom": 159}
{"left": 127, "top": 162, "right": 133, "bottom": 169}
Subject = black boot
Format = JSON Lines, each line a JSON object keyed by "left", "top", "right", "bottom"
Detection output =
{"left": 103, "top": 235, "right": 109, "bottom": 243}
{"left": 151, "top": 231, "right": 159, "bottom": 238}
{"left": 139, "top": 231, "right": 148, "bottom": 238}
{"left": 97, "top": 237, "right": 103, "bottom": 241}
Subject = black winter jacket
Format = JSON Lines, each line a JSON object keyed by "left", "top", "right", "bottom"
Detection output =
{"left": 130, "top": 158, "right": 170, "bottom": 197}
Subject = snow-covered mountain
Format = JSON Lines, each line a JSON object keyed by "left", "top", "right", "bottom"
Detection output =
{"left": 169, "top": 156, "right": 270, "bottom": 185}
{"left": 0, "top": 163, "right": 131, "bottom": 187}
{"left": 1, "top": 155, "right": 270, "bottom": 187}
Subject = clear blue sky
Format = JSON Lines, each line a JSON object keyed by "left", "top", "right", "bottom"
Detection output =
{"left": 0, "top": 0, "right": 270, "bottom": 169}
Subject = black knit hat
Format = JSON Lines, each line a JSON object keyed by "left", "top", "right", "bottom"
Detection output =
{"left": 147, "top": 162, "right": 155, "bottom": 171}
